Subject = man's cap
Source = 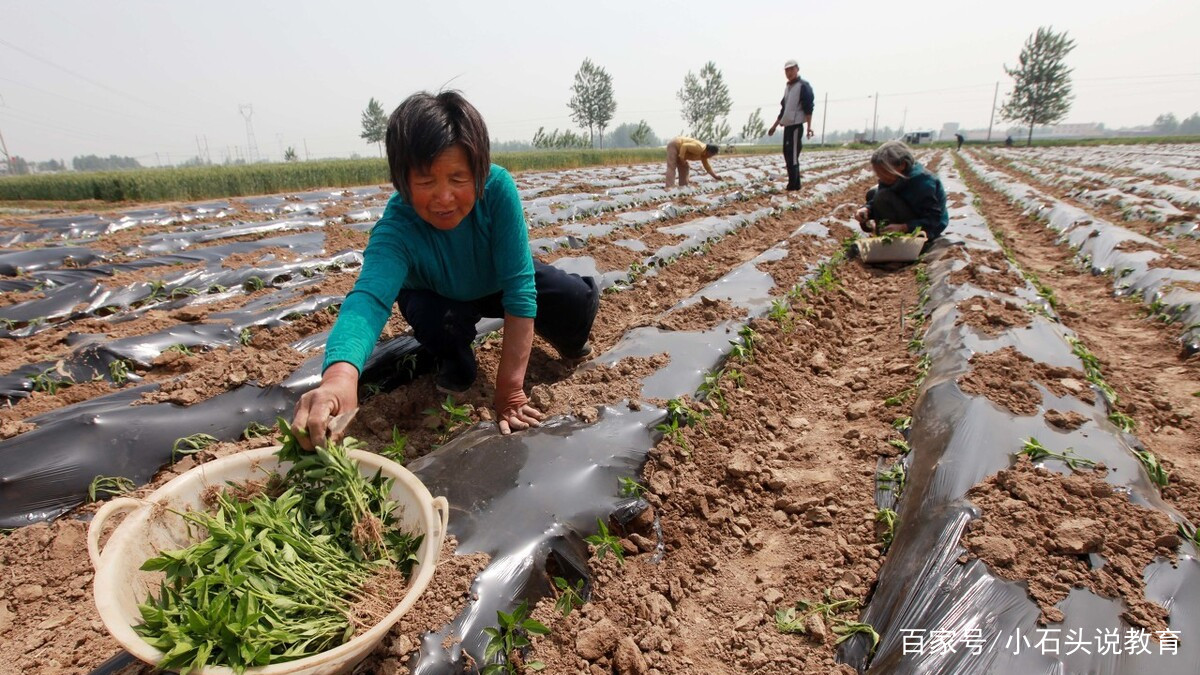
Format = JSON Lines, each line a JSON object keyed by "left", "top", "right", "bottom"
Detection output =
{"left": 784, "top": 59, "right": 798, "bottom": 69}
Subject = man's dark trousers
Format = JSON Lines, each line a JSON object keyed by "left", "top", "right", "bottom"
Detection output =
{"left": 783, "top": 123, "right": 805, "bottom": 190}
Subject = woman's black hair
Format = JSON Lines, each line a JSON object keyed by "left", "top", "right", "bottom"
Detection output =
{"left": 705, "top": 143, "right": 720, "bottom": 156}
{"left": 385, "top": 90, "right": 491, "bottom": 203}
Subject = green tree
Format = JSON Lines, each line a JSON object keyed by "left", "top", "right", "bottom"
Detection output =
{"left": 568, "top": 59, "right": 617, "bottom": 148}
{"left": 1153, "top": 113, "right": 1180, "bottom": 135}
{"left": 999, "top": 26, "right": 1077, "bottom": 146}
{"left": 532, "top": 127, "right": 590, "bottom": 149}
{"left": 741, "top": 108, "right": 767, "bottom": 142}
{"left": 284, "top": 146, "right": 299, "bottom": 162}
{"left": 629, "top": 120, "right": 655, "bottom": 147}
{"left": 360, "top": 97, "right": 387, "bottom": 156}
{"left": 678, "top": 61, "right": 733, "bottom": 143}
{"left": 1180, "top": 112, "right": 1200, "bottom": 135}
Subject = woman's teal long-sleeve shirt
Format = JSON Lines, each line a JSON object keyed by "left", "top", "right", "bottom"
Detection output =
{"left": 322, "top": 165, "right": 535, "bottom": 374}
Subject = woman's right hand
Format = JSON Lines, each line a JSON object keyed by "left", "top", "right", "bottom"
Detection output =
{"left": 854, "top": 207, "right": 869, "bottom": 225}
{"left": 292, "top": 362, "right": 359, "bottom": 451}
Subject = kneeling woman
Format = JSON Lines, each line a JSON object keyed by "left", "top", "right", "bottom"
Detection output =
{"left": 294, "top": 91, "right": 600, "bottom": 445}
{"left": 854, "top": 141, "right": 948, "bottom": 240}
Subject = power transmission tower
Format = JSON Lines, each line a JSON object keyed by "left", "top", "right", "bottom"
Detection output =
{"left": 239, "top": 104, "right": 259, "bottom": 163}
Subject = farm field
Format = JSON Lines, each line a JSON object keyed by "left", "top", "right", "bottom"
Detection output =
{"left": 0, "top": 145, "right": 1198, "bottom": 674}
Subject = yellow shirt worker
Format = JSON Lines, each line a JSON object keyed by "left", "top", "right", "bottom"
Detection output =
{"left": 665, "top": 136, "right": 720, "bottom": 188}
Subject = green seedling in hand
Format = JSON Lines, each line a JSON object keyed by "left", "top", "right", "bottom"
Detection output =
{"left": 585, "top": 519, "right": 625, "bottom": 565}
{"left": 553, "top": 577, "right": 586, "bottom": 617}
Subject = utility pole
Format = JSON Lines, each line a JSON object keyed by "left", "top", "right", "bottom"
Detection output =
{"left": 239, "top": 104, "right": 259, "bottom": 163}
{"left": 900, "top": 107, "right": 907, "bottom": 136}
{"left": 0, "top": 92, "right": 10, "bottom": 174}
{"left": 303, "top": 138, "right": 310, "bottom": 161}
{"left": 871, "top": 93, "right": 879, "bottom": 143}
{"left": 820, "top": 93, "right": 828, "bottom": 146}
{"left": 987, "top": 81, "right": 999, "bottom": 142}
{"left": 0, "top": 125, "right": 12, "bottom": 175}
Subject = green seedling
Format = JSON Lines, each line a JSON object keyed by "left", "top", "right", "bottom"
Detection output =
{"left": 767, "top": 299, "right": 795, "bottom": 332}
{"left": 1135, "top": 449, "right": 1169, "bottom": 487}
{"left": 1179, "top": 523, "right": 1200, "bottom": 548}
{"left": 876, "top": 508, "right": 898, "bottom": 546}
{"left": 553, "top": 577, "right": 586, "bottom": 617}
{"left": 108, "top": 359, "right": 131, "bottom": 385}
{"left": 362, "top": 382, "right": 383, "bottom": 397}
{"left": 282, "top": 311, "right": 305, "bottom": 321}
{"left": 1107, "top": 411, "right": 1136, "bottom": 433}
{"left": 698, "top": 371, "right": 729, "bottom": 414}
{"left": 243, "top": 276, "right": 266, "bottom": 292}
{"left": 891, "top": 416, "right": 912, "bottom": 431}
{"left": 1067, "top": 337, "right": 1117, "bottom": 404}
{"left": 165, "top": 344, "right": 194, "bottom": 357}
{"left": 877, "top": 463, "right": 906, "bottom": 495}
{"left": 914, "top": 264, "right": 930, "bottom": 287}
{"left": 884, "top": 387, "right": 914, "bottom": 407}
{"left": 665, "top": 398, "right": 706, "bottom": 429}
{"left": 618, "top": 477, "right": 648, "bottom": 499}
{"left": 654, "top": 417, "right": 690, "bottom": 455}
{"left": 146, "top": 279, "right": 168, "bottom": 301}
{"left": 887, "top": 438, "right": 911, "bottom": 454}
{"left": 30, "top": 365, "right": 73, "bottom": 395}
{"left": 239, "top": 328, "right": 253, "bottom": 346}
{"left": 482, "top": 601, "right": 549, "bottom": 675}
{"left": 172, "top": 433, "right": 218, "bottom": 460}
{"left": 241, "top": 421, "right": 273, "bottom": 440}
{"left": 1019, "top": 437, "right": 1097, "bottom": 470}
{"left": 207, "top": 284, "right": 227, "bottom": 294}
{"left": 728, "top": 341, "right": 752, "bottom": 363}
{"left": 380, "top": 427, "right": 408, "bottom": 464}
{"left": 169, "top": 286, "right": 199, "bottom": 299}
{"left": 585, "top": 519, "right": 625, "bottom": 565}
{"left": 833, "top": 620, "right": 881, "bottom": 653}
{"left": 725, "top": 368, "right": 746, "bottom": 388}
{"left": 737, "top": 325, "right": 758, "bottom": 352}
{"left": 88, "top": 475, "right": 134, "bottom": 502}
{"left": 398, "top": 353, "right": 419, "bottom": 379}
{"left": 775, "top": 593, "right": 859, "bottom": 635}
{"left": 424, "top": 396, "right": 472, "bottom": 443}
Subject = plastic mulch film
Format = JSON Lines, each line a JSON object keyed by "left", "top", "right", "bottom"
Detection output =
{"left": 961, "top": 151, "right": 1200, "bottom": 354}
{"left": 405, "top": 205, "right": 859, "bottom": 671}
{"left": 838, "top": 162, "right": 1199, "bottom": 673}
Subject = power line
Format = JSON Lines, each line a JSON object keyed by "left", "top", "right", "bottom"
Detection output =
{"left": 0, "top": 37, "right": 204, "bottom": 124}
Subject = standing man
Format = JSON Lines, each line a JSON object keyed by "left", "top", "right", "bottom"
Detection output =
{"left": 768, "top": 59, "right": 815, "bottom": 192}
{"left": 954, "top": 133, "right": 965, "bottom": 150}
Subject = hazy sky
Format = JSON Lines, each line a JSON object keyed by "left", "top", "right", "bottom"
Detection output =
{"left": 3, "top": 0, "right": 1198, "bottom": 165}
